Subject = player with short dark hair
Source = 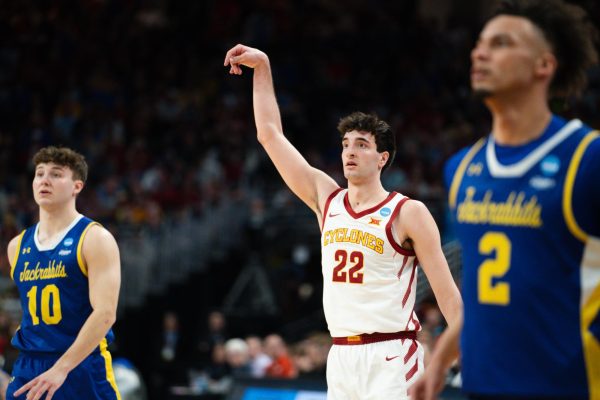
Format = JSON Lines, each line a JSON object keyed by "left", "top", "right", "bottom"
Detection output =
{"left": 225, "top": 44, "right": 463, "bottom": 400}
{"left": 410, "top": 0, "right": 600, "bottom": 399}
{"left": 337, "top": 111, "right": 396, "bottom": 173}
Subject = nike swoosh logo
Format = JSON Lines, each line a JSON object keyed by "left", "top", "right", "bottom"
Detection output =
{"left": 328, "top": 213, "right": 340, "bottom": 217}
{"left": 385, "top": 356, "right": 400, "bottom": 361}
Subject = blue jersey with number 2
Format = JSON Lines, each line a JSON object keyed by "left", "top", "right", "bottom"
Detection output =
{"left": 445, "top": 116, "right": 600, "bottom": 399}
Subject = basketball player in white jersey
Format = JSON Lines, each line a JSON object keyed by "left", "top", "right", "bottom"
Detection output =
{"left": 224, "top": 44, "right": 463, "bottom": 399}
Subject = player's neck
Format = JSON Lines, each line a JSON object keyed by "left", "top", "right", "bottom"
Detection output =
{"left": 38, "top": 206, "right": 80, "bottom": 239}
{"left": 347, "top": 181, "right": 389, "bottom": 213}
{"left": 486, "top": 92, "right": 552, "bottom": 146}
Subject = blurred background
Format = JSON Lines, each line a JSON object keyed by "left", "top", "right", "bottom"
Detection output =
{"left": 0, "top": 0, "right": 598, "bottom": 399}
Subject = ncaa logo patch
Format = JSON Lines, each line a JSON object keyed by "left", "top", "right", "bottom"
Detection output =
{"left": 380, "top": 207, "right": 391, "bottom": 217}
{"left": 63, "top": 238, "right": 74, "bottom": 247}
{"left": 540, "top": 155, "right": 560, "bottom": 176}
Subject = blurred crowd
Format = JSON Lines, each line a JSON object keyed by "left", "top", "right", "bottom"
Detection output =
{"left": 144, "top": 310, "right": 329, "bottom": 397}
{"left": 148, "top": 308, "right": 449, "bottom": 398}
{"left": 0, "top": 0, "right": 598, "bottom": 398}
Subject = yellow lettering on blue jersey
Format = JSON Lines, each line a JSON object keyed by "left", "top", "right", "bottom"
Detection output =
{"left": 457, "top": 186, "right": 542, "bottom": 227}
{"left": 19, "top": 260, "right": 68, "bottom": 282}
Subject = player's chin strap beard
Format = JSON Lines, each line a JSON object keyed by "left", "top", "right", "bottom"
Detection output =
{"left": 471, "top": 89, "right": 493, "bottom": 101}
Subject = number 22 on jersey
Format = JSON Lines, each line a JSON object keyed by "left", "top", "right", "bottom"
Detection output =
{"left": 332, "top": 249, "right": 364, "bottom": 284}
{"left": 478, "top": 232, "right": 511, "bottom": 305}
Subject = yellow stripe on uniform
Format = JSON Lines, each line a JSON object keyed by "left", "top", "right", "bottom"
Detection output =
{"left": 100, "top": 338, "right": 122, "bottom": 400}
{"left": 582, "top": 284, "right": 600, "bottom": 399}
{"left": 581, "top": 239, "right": 600, "bottom": 400}
{"left": 10, "top": 230, "right": 26, "bottom": 280}
{"left": 448, "top": 138, "right": 486, "bottom": 209}
{"left": 562, "top": 131, "right": 599, "bottom": 242}
{"left": 76, "top": 222, "right": 100, "bottom": 277}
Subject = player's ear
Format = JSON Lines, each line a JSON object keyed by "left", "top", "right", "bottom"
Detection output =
{"left": 379, "top": 152, "right": 389, "bottom": 169}
{"left": 73, "top": 180, "right": 84, "bottom": 196}
{"left": 535, "top": 52, "right": 557, "bottom": 79}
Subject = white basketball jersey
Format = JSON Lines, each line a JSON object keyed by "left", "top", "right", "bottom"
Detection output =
{"left": 321, "top": 189, "right": 421, "bottom": 337}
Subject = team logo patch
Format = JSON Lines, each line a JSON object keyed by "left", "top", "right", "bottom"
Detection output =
{"left": 380, "top": 207, "right": 391, "bottom": 217}
{"left": 540, "top": 155, "right": 560, "bottom": 176}
{"left": 63, "top": 238, "right": 74, "bottom": 247}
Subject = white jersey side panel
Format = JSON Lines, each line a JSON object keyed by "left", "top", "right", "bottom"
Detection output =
{"left": 321, "top": 189, "right": 421, "bottom": 337}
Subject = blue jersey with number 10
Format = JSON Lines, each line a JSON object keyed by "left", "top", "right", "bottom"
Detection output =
{"left": 10, "top": 215, "right": 114, "bottom": 353}
{"left": 445, "top": 116, "right": 600, "bottom": 399}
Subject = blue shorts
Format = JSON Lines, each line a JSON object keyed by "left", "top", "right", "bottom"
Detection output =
{"left": 6, "top": 350, "right": 121, "bottom": 400}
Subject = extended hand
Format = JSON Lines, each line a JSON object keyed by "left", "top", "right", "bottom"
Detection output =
{"left": 224, "top": 44, "right": 268, "bottom": 75}
{"left": 13, "top": 365, "right": 68, "bottom": 400}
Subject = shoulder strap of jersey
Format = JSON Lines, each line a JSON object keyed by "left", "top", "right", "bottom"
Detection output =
{"left": 10, "top": 230, "right": 27, "bottom": 280}
{"left": 562, "top": 130, "right": 600, "bottom": 242}
{"left": 76, "top": 221, "right": 102, "bottom": 277}
{"left": 385, "top": 195, "right": 416, "bottom": 256}
{"left": 448, "top": 138, "right": 486, "bottom": 209}
{"left": 321, "top": 187, "right": 344, "bottom": 230}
